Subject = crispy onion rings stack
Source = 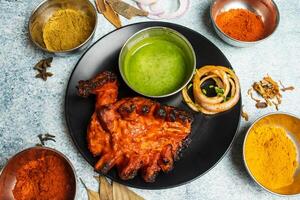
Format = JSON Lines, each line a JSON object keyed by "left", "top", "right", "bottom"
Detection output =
{"left": 182, "top": 65, "right": 240, "bottom": 115}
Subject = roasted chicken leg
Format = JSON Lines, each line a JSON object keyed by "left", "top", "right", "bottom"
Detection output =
{"left": 78, "top": 71, "right": 193, "bottom": 182}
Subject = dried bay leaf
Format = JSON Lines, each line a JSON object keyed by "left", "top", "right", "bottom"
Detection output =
{"left": 94, "top": 175, "right": 100, "bottom": 183}
{"left": 95, "top": 0, "right": 121, "bottom": 28}
{"left": 99, "top": 176, "right": 113, "bottom": 200}
{"left": 107, "top": 0, "right": 148, "bottom": 19}
{"left": 113, "top": 182, "right": 144, "bottom": 200}
{"left": 80, "top": 178, "right": 101, "bottom": 200}
{"left": 87, "top": 190, "right": 101, "bottom": 200}
{"left": 95, "top": 0, "right": 106, "bottom": 13}
{"left": 94, "top": 176, "right": 113, "bottom": 200}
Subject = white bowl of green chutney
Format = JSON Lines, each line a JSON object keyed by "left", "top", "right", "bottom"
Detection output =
{"left": 119, "top": 27, "right": 196, "bottom": 98}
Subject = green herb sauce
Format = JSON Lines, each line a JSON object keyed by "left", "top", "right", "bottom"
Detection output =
{"left": 123, "top": 37, "right": 188, "bottom": 96}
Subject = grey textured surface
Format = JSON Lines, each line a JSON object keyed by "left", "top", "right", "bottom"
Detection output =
{"left": 0, "top": 0, "right": 300, "bottom": 199}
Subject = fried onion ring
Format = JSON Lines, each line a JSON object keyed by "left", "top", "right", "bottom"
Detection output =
{"left": 182, "top": 65, "right": 240, "bottom": 115}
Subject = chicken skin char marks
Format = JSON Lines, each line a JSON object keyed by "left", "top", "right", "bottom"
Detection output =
{"left": 77, "top": 71, "right": 193, "bottom": 182}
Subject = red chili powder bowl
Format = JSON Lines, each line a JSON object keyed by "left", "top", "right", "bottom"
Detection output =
{"left": 216, "top": 8, "right": 265, "bottom": 42}
{"left": 210, "top": 0, "right": 280, "bottom": 47}
{"left": 0, "top": 147, "right": 77, "bottom": 200}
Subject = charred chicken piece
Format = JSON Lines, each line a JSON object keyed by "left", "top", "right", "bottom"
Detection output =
{"left": 77, "top": 71, "right": 118, "bottom": 109}
{"left": 78, "top": 71, "right": 193, "bottom": 182}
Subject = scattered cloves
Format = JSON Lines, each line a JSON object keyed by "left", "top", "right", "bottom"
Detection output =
{"left": 37, "top": 133, "right": 56, "bottom": 146}
{"left": 34, "top": 57, "right": 54, "bottom": 81}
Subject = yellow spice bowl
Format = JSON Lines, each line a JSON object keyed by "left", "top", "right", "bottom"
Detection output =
{"left": 243, "top": 112, "right": 300, "bottom": 196}
{"left": 28, "top": 0, "right": 97, "bottom": 55}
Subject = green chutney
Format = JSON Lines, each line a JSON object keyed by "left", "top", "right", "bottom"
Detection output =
{"left": 123, "top": 37, "right": 189, "bottom": 96}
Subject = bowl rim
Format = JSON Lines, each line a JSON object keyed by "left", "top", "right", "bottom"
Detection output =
{"left": 118, "top": 26, "right": 197, "bottom": 98}
{"left": 28, "top": 0, "right": 98, "bottom": 54}
{"left": 242, "top": 112, "right": 300, "bottom": 197}
{"left": 0, "top": 146, "right": 77, "bottom": 199}
{"left": 210, "top": 0, "right": 280, "bottom": 44}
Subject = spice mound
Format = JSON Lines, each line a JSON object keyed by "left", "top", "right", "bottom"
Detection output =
{"left": 43, "top": 8, "right": 93, "bottom": 51}
{"left": 13, "top": 155, "right": 75, "bottom": 200}
{"left": 216, "top": 8, "right": 265, "bottom": 42}
{"left": 245, "top": 125, "right": 298, "bottom": 190}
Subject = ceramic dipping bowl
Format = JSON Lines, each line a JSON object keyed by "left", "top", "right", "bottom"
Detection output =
{"left": 210, "top": 0, "right": 280, "bottom": 47}
{"left": 0, "top": 147, "right": 77, "bottom": 199}
{"left": 28, "top": 0, "right": 97, "bottom": 55}
{"left": 243, "top": 112, "right": 300, "bottom": 196}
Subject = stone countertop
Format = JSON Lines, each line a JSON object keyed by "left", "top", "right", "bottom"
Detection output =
{"left": 0, "top": 0, "right": 300, "bottom": 199}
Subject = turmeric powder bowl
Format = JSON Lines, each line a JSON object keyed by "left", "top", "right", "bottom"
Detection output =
{"left": 243, "top": 113, "right": 300, "bottom": 196}
{"left": 210, "top": 0, "right": 280, "bottom": 47}
{"left": 29, "top": 0, "right": 97, "bottom": 55}
{"left": 0, "top": 147, "right": 77, "bottom": 200}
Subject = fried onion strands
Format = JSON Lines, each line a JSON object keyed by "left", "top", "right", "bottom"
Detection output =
{"left": 182, "top": 65, "right": 240, "bottom": 115}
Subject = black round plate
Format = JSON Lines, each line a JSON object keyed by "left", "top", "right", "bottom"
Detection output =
{"left": 65, "top": 22, "right": 241, "bottom": 189}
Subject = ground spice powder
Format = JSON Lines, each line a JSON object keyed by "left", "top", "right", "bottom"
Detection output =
{"left": 245, "top": 125, "right": 298, "bottom": 190}
{"left": 43, "top": 8, "right": 93, "bottom": 51}
{"left": 13, "top": 155, "right": 75, "bottom": 200}
{"left": 216, "top": 8, "right": 265, "bottom": 41}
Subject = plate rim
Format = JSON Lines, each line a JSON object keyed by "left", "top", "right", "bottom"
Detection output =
{"left": 64, "top": 21, "right": 242, "bottom": 189}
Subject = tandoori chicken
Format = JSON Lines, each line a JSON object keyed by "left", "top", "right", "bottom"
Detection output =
{"left": 77, "top": 71, "right": 193, "bottom": 182}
